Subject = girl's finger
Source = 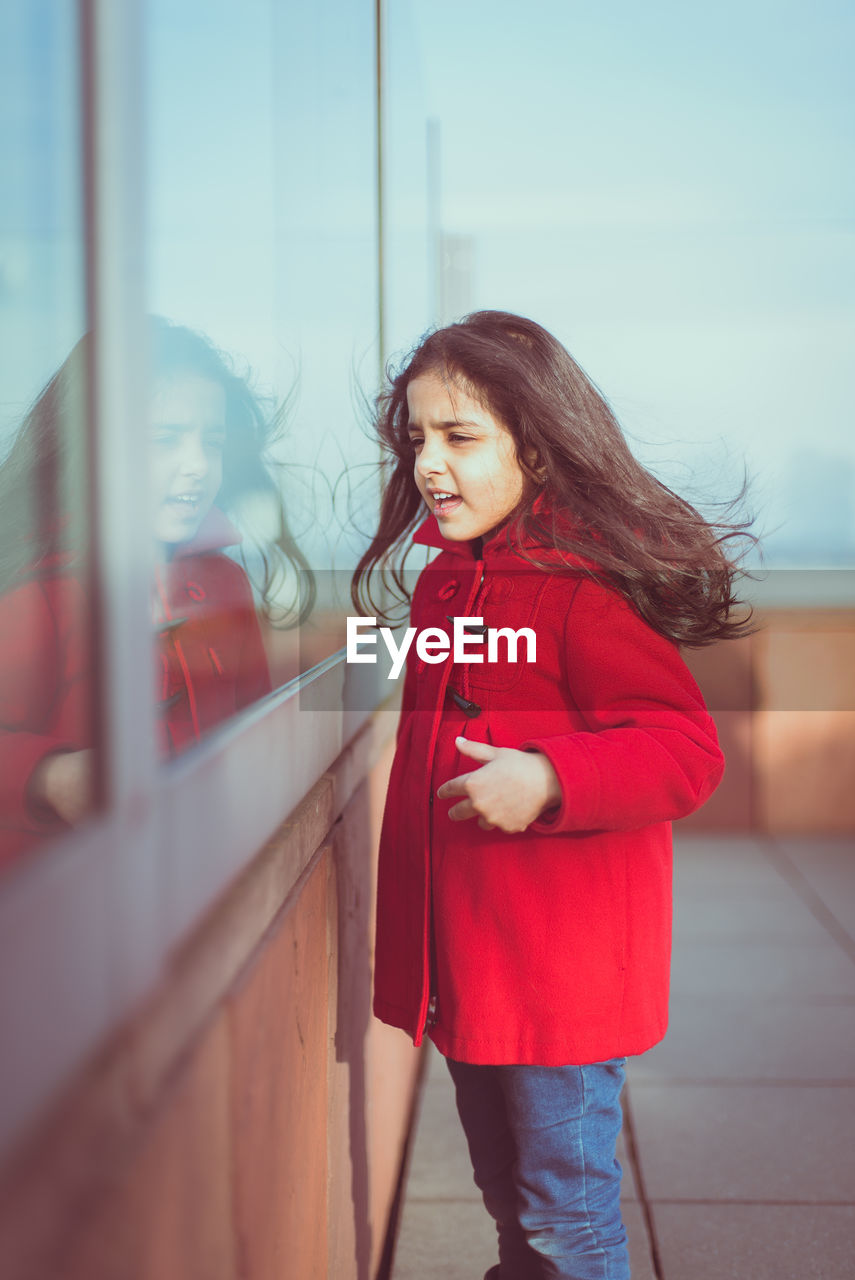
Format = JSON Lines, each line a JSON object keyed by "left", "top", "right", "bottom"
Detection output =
{"left": 448, "top": 799, "right": 478, "bottom": 822}
{"left": 477, "top": 816, "right": 495, "bottom": 831}
{"left": 454, "top": 736, "right": 498, "bottom": 762}
{"left": 436, "top": 771, "right": 474, "bottom": 799}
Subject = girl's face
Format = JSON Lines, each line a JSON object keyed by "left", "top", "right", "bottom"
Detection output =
{"left": 407, "top": 370, "right": 526, "bottom": 542}
{"left": 150, "top": 374, "right": 226, "bottom": 548}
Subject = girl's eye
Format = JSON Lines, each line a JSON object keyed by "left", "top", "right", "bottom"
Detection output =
{"left": 448, "top": 433, "right": 472, "bottom": 444}
{"left": 408, "top": 437, "right": 424, "bottom": 451}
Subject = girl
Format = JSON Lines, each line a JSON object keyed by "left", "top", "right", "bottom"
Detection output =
{"left": 352, "top": 311, "right": 753, "bottom": 1280}
{"left": 0, "top": 318, "right": 312, "bottom": 868}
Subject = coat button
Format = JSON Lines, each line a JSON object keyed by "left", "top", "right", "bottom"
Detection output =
{"left": 437, "top": 580, "right": 459, "bottom": 601}
{"left": 185, "top": 580, "right": 206, "bottom": 602}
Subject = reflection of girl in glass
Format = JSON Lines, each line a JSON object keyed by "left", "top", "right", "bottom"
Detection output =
{"left": 0, "top": 317, "right": 312, "bottom": 868}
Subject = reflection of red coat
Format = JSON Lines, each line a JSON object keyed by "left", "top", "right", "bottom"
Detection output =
{"left": 373, "top": 516, "right": 725, "bottom": 1066}
{"left": 0, "top": 509, "right": 270, "bottom": 867}
{"left": 152, "top": 510, "right": 271, "bottom": 757}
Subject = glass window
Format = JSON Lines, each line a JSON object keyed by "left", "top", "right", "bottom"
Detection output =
{"left": 144, "top": 0, "right": 381, "bottom": 751}
{"left": 0, "top": 2, "right": 97, "bottom": 870}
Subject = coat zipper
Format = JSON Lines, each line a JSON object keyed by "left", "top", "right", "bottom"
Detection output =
{"left": 420, "top": 556, "right": 487, "bottom": 1040}
{"left": 423, "top": 788, "right": 438, "bottom": 1035}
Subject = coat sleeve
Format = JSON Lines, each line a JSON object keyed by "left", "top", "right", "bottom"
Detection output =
{"left": 523, "top": 576, "right": 725, "bottom": 832}
{"left": 0, "top": 581, "right": 77, "bottom": 835}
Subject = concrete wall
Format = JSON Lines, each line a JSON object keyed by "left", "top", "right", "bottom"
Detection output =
{"left": 683, "top": 607, "right": 855, "bottom": 833}
{"left": 0, "top": 713, "right": 421, "bottom": 1280}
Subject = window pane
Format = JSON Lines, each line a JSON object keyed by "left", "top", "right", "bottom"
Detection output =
{"left": 0, "top": 2, "right": 97, "bottom": 870}
{"left": 144, "top": 0, "right": 380, "bottom": 750}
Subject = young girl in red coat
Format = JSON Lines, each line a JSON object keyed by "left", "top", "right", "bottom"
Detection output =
{"left": 352, "top": 311, "right": 752, "bottom": 1280}
{"left": 0, "top": 318, "right": 311, "bottom": 868}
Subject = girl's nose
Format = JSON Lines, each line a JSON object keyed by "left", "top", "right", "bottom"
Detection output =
{"left": 178, "top": 431, "right": 208, "bottom": 477}
{"left": 415, "top": 436, "right": 447, "bottom": 477}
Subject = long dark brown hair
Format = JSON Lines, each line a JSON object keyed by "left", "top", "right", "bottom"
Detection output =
{"left": 0, "top": 317, "right": 314, "bottom": 623}
{"left": 352, "top": 310, "right": 755, "bottom": 645}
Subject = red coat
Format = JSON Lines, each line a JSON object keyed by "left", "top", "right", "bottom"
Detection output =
{"left": 151, "top": 511, "right": 271, "bottom": 757}
{"left": 373, "top": 515, "right": 725, "bottom": 1065}
{"left": 0, "top": 509, "right": 270, "bottom": 868}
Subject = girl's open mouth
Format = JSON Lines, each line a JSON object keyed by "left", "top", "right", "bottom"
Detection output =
{"left": 167, "top": 494, "right": 202, "bottom": 512}
{"left": 432, "top": 491, "right": 462, "bottom": 516}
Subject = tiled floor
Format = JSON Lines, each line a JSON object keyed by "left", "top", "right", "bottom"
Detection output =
{"left": 391, "top": 835, "right": 855, "bottom": 1280}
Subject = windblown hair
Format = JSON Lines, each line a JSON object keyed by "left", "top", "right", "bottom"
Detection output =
{"left": 0, "top": 338, "right": 91, "bottom": 598}
{"left": 352, "top": 310, "right": 755, "bottom": 646}
{"left": 0, "top": 317, "right": 314, "bottom": 622}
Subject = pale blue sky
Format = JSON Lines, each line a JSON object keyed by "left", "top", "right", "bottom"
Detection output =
{"left": 402, "top": 0, "right": 854, "bottom": 563}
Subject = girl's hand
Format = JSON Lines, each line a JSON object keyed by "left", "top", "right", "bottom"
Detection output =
{"left": 29, "top": 749, "right": 96, "bottom": 827}
{"left": 436, "top": 736, "right": 562, "bottom": 833}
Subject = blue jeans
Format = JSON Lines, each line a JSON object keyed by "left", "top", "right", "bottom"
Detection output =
{"left": 446, "top": 1057, "right": 630, "bottom": 1280}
